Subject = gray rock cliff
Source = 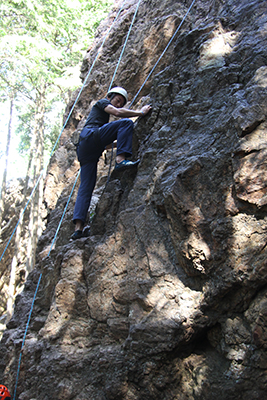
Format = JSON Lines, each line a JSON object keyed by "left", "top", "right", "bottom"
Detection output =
{"left": 1, "top": 0, "right": 267, "bottom": 399}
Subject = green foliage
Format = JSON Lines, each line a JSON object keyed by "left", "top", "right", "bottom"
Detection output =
{"left": 0, "top": 0, "right": 113, "bottom": 168}
{"left": 16, "top": 116, "right": 33, "bottom": 153}
{"left": 0, "top": 0, "right": 113, "bottom": 59}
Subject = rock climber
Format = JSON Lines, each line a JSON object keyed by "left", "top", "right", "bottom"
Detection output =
{"left": 0, "top": 385, "right": 11, "bottom": 400}
{"left": 71, "top": 86, "right": 152, "bottom": 240}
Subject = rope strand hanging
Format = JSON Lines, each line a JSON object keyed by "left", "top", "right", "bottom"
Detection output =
{"left": 0, "top": 0, "right": 127, "bottom": 264}
{"left": 11, "top": 0, "right": 198, "bottom": 398}
{"left": 108, "top": 0, "right": 142, "bottom": 91}
{"left": 11, "top": 2, "right": 128, "bottom": 398}
{"left": 13, "top": 2, "right": 144, "bottom": 391}
{"left": 130, "top": 0, "right": 197, "bottom": 107}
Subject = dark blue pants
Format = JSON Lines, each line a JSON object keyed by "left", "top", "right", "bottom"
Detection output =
{"left": 73, "top": 119, "right": 134, "bottom": 224}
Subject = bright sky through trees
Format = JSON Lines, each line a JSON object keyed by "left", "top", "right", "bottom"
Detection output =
{"left": 0, "top": 0, "right": 114, "bottom": 182}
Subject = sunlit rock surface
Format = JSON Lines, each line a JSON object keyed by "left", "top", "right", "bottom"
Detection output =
{"left": 1, "top": 0, "right": 267, "bottom": 399}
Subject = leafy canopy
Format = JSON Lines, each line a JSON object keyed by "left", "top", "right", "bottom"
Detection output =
{"left": 0, "top": 0, "right": 113, "bottom": 74}
{"left": 0, "top": 0, "right": 113, "bottom": 158}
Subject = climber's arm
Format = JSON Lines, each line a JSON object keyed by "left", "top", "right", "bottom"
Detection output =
{"left": 104, "top": 104, "right": 152, "bottom": 118}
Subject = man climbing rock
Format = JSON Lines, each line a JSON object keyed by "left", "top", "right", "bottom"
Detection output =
{"left": 71, "top": 86, "right": 152, "bottom": 240}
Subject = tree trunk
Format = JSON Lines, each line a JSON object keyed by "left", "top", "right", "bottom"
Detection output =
{"left": 0, "top": 97, "right": 13, "bottom": 231}
{"left": 26, "top": 85, "right": 46, "bottom": 276}
{"left": 7, "top": 83, "right": 46, "bottom": 321}
{"left": 6, "top": 130, "right": 35, "bottom": 322}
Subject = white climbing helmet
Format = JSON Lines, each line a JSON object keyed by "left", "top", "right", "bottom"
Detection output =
{"left": 107, "top": 87, "right": 128, "bottom": 105}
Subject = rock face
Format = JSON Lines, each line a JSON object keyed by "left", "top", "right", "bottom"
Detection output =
{"left": 1, "top": 0, "right": 267, "bottom": 399}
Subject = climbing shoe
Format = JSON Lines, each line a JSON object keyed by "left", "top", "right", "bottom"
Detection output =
{"left": 70, "top": 230, "right": 83, "bottom": 240}
{"left": 115, "top": 159, "right": 140, "bottom": 171}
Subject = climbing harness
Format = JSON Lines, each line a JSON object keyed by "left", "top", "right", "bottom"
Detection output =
{"left": 10, "top": 0, "right": 198, "bottom": 398}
